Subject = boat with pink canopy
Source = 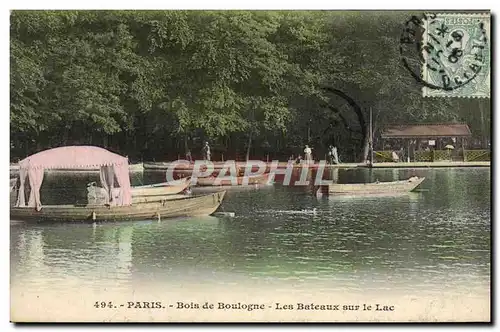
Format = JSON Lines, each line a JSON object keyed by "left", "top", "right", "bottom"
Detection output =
{"left": 10, "top": 146, "right": 225, "bottom": 222}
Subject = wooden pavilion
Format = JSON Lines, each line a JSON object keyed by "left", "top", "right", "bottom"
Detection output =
{"left": 377, "top": 123, "right": 474, "bottom": 162}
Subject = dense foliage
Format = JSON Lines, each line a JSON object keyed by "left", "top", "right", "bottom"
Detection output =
{"left": 10, "top": 11, "right": 491, "bottom": 162}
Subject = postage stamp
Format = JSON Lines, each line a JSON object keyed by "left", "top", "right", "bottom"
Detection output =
{"left": 421, "top": 13, "right": 490, "bottom": 98}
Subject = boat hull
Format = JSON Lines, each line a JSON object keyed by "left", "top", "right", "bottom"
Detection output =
{"left": 195, "top": 173, "right": 271, "bottom": 186}
{"left": 10, "top": 191, "right": 226, "bottom": 222}
{"left": 131, "top": 178, "right": 190, "bottom": 196}
{"left": 144, "top": 162, "right": 242, "bottom": 171}
{"left": 321, "top": 177, "right": 425, "bottom": 195}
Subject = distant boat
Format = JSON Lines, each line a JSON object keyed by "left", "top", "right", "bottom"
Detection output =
{"left": 130, "top": 177, "right": 191, "bottom": 197}
{"left": 144, "top": 161, "right": 237, "bottom": 171}
{"left": 128, "top": 163, "right": 144, "bottom": 172}
{"left": 195, "top": 173, "right": 271, "bottom": 186}
{"left": 318, "top": 176, "right": 425, "bottom": 195}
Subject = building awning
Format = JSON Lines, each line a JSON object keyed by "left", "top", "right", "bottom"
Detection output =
{"left": 381, "top": 124, "right": 472, "bottom": 138}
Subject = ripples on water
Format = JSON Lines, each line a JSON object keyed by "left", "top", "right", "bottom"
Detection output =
{"left": 11, "top": 168, "right": 490, "bottom": 295}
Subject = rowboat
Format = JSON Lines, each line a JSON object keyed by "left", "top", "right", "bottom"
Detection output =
{"left": 11, "top": 191, "right": 226, "bottom": 222}
{"left": 131, "top": 177, "right": 191, "bottom": 197}
{"left": 143, "top": 162, "right": 176, "bottom": 170}
{"left": 11, "top": 146, "right": 226, "bottom": 222}
{"left": 86, "top": 177, "right": 191, "bottom": 204}
{"left": 195, "top": 172, "right": 271, "bottom": 186}
{"left": 318, "top": 176, "right": 425, "bottom": 195}
{"left": 144, "top": 162, "right": 239, "bottom": 171}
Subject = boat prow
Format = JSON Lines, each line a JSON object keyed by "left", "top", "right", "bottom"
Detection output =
{"left": 318, "top": 176, "right": 426, "bottom": 196}
{"left": 131, "top": 177, "right": 191, "bottom": 196}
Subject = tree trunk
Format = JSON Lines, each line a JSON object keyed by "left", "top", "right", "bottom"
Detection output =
{"left": 246, "top": 131, "right": 253, "bottom": 161}
{"left": 87, "top": 131, "right": 92, "bottom": 146}
{"left": 62, "top": 127, "right": 70, "bottom": 146}
{"left": 362, "top": 123, "right": 370, "bottom": 163}
{"left": 102, "top": 134, "right": 108, "bottom": 149}
{"left": 307, "top": 121, "right": 311, "bottom": 143}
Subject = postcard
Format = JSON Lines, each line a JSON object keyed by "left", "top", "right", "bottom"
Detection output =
{"left": 10, "top": 10, "right": 491, "bottom": 323}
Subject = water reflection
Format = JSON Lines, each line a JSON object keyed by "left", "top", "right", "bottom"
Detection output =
{"left": 11, "top": 168, "right": 490, "bottom": 295}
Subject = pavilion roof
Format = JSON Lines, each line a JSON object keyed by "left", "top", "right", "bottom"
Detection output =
{"left": 381, "top": 124, "right": 471, "bottom": 138}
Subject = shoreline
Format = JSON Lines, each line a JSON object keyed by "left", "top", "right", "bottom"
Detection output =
{"left": 9, "top": 161, "right": 490, "bottom": 173}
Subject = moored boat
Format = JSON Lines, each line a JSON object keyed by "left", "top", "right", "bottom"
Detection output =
{"left": 130, "top": 177, "right": 191, "bottom": 197}
{"left": 86, "top": 177, "right": 192, "bottom": 204}
{"left": 11, "top": 191, "right": 226, "bottom": 222}
{"left": 143, "top": 162, "right": 175, "bottom": 170}
{"left": 195, "top": 172, "right": 271, "bottom": 186}
{"left": 144, "top": 161, "right": 241, "bottom": 170}
{"left": 11, "top": 146, "right": 226, "bottom": 222}
{"left": 318, "top": 176, "right": 425, "bottom": 195}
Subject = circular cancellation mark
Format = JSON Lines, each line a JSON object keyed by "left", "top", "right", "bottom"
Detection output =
{"left": 399, "top": 13, "right": 489, "bottom": 92}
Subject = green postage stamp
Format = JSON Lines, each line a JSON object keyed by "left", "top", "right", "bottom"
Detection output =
{"left": 421, "top": 13, "right": 490, "bottom": 98}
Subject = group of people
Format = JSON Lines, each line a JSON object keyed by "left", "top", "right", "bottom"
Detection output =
{"left": 186, "top": 141, "right": 341, "bottom": 164}
{"left": 294, "top": 144, "right": 341, "bottom": 165}
{"left": 185, "top": 141, "right": 211, "bottom": 162}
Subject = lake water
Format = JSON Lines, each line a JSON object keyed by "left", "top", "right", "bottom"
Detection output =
{"left": 10, "top": 167, "right": 491, "bottom": 321}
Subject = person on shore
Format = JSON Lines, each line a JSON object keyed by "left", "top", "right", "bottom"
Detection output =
{"left": 304, "top": 145, "right": 313, "bottom": 164}
{"left": 392, "top": 150, "right": 400, "bottom": 162}
{"left": 185, "top": 150, "right": 193, "bottom": 163}
{"left": 202, "top": 142, "right": 211, "bottom": 161}
{"left": 328, "top": 145, "right": 340, "bottom": 164}
{"left": 295, "top": 155, "right": 303, "bottom": 164}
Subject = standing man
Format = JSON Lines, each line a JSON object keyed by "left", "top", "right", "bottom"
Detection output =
{"left": 328, "top": 145, "right": 340, "bottom": 164}
{"left": 185, "top": 149, "right": 193, "bottom": 163}
{"left": 202, "top": 142, "right": 211, "bottom": 161}
{"left": 328, "top": 145, "right": 334, "bottom": 164}
{"left": 304, "top": 145, "right": 313, "bottom": 164}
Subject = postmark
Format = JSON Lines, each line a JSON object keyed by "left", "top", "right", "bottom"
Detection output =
{"left": 399, "top": 12, "right": 490, "bottom": 98}
{"left": 421, "top": 13, "right": 490, "bottom": 98}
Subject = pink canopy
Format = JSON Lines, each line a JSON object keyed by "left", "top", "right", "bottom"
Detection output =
{"left": 16, "top": 146, "right": 132, "bottom": 210}
{"left": 18, "top": 146, "right": 128, "bottom": 169}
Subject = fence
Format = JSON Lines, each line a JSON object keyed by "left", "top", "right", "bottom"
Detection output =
{"left": 432, "top": 150, "right": 452, "bottom": 161}
{"left": 374, "top": 149, "right": 490, "bottom": 162}
{"left": 414, "top": 151, "right": 433, "bottom": 162}
{"left": 464, "top": 150, "right": 490, "bottom": 161}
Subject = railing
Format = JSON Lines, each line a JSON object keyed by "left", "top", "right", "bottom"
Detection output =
{"left": 414, "top": 151, "right": 433, "bottom": 162}
{"left": 374, "top": 149, "right": 490, "bottom": 162}
{"left": 432, "top": 150, "right": 452, "bottom": 161}
{"left": 464, "top": 150, "right": 490, "bottom": 161}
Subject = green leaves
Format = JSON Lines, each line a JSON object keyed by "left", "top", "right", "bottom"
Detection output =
{"left": 10, "top": 10, "right": 489, "bottom": 161}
